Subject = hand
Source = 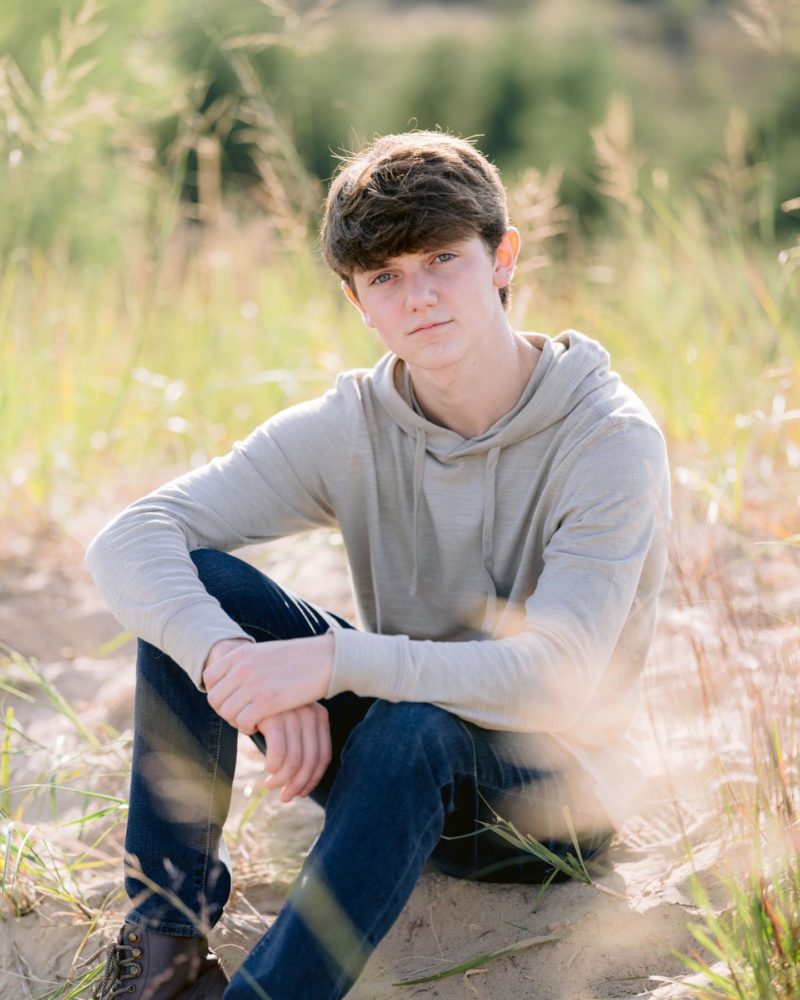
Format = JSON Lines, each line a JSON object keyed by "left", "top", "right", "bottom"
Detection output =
{"left": 202, "top": 634, "right": 335, "bottom": 732}
{"left": 202, "top": 637, "right": 334, "bottom": 803}
{"left": 258, "top": 704, "right": 332, "bottom": 803}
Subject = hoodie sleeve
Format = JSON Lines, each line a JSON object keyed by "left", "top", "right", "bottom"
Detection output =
{"left": 329, "top": 420, "right": 669, "bottom": 734}
{"left": 85, "top": 384, "right": 356, "bottom": 687}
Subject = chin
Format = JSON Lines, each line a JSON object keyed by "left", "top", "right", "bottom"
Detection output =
{"left": 408, "top": 346, "right": 466, "bottom": 371}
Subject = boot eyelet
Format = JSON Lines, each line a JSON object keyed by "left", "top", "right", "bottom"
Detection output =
{"left": 132, "top": 948, "right": 142, "bottom": 958}
{"left": 128, "top": 932, "right": 139, "bottom": 943}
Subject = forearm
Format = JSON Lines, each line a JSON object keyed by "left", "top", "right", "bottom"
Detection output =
{"left": 329, "top": 628, "right": 586, "bottom": 733}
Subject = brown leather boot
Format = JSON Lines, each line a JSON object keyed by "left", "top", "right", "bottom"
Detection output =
{"left": 91, "top": 922, "right": 228, "bottom": 999}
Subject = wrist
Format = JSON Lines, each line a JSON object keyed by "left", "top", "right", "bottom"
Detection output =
{"left": 203, "top": 637, "right": 250, "bottom": 676}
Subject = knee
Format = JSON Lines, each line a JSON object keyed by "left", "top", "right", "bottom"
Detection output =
{"left": 189, "top": 548, "right": 270, "bottom": 607}
{"left": 344, "top": 701, "right": 463, "bottom": 774}
{"left": 190, "top": 548, "right": 243, "bottom": 589}
{"left": 189, "top": 549, "right": 318, "bottom": 644}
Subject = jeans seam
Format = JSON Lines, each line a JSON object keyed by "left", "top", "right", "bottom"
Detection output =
{"left": 194, "top": 713, "right": 224, "bottom": 929}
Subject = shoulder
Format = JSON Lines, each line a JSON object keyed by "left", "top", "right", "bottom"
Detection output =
{"left": 555, "top": 365, "right": 669, "bottom": 497}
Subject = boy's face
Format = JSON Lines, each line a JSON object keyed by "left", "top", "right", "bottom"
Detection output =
{"left": 344, "top": 229, "right": 519, "bottom": 373}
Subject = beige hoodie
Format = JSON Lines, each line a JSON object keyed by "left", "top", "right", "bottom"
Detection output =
{"left": 86, "top": 330, "right": 670, "bottom": 827}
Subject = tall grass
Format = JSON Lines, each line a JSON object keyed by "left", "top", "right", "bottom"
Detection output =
{"left": 1, "top": 5, "right": 798, "bottom": 535}
{"left": 3, "top": 117, "right": 798, "bottom": 533}
{"left": 644, "top": 493, "right": 800, "bottom": 997}
{"left": 677, "top": 665, "right": 800, "bottom": 998}
{"left": 0, "top": 641, "right": 309, "bottom": 997}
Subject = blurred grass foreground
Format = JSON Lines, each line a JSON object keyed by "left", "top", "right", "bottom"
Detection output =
{"left": 1, "top": 1, "right": 800, "bottom": 997}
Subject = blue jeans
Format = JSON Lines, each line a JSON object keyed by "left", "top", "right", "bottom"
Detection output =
{"left": 124, "top": 549, "right": 610, "bottom": 999}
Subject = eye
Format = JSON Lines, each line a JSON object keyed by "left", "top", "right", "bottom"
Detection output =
{"left": 433, "top": 252, "right": 456, "bottom": 264}
{"left": 370, "top": 271, "right": 393, "bottom": 286}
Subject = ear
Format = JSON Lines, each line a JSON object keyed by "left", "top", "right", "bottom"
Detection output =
{"left": 342, "top": 281, "right": 375, "bottom": 329}
{"left": 492, "top": 227, "right": 521, "bottom": 289}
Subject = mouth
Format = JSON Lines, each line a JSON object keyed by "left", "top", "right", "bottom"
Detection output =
{"left": 408, "top": 320, "right": 450, "bottom": 336}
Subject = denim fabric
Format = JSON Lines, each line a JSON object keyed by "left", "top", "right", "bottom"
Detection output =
{"left": 124, "top": 548, "right": 610, "bottom": 999}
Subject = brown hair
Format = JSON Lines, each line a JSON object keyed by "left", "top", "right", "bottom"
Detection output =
{"left": 321, "top": 131, "right": 512, "bottom": 308}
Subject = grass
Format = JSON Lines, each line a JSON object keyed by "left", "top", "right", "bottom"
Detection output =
{"left": 0, "top": 642, "right": 308, "bottom": 997}
{"left": 682, "top": 850, "right": 800, "bottom": 999}
{"left": 0, "top": 646, "right": 128, "bottom": 920}
{"left": 645, "top": 499, "right": 800, "bottom": 998}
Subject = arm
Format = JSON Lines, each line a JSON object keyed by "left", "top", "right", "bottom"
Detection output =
{"left": 85, "top": 387, "right": 355, "bottom": 688}
{"left": 329, "top": 422, "right": 670, "bottom": 733}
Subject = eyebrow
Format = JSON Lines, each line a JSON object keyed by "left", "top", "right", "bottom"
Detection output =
{"left": 363, "top": 243, "right": 467, "bottom": 275}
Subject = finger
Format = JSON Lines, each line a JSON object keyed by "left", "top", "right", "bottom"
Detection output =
{"left": 205, "top": 669, "right": 241, "bottom": 716}
{"left": 262, "top": 716, "right": 287, "bottom": 779}
{"left": 298, "top": 705, "right": 332, "bottom": 798}
{"left": 214, "top": 688, "right": 257, "bottom": 732}
{"left": 265, "top": 710, "right": 302, "bottom": 792}
{"left": 281, "top": 706, "right": 319, "bottom": 802}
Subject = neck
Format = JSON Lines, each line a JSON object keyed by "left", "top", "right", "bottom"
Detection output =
{"left": 407, "top": 331, "right": 541, "bottom": 438}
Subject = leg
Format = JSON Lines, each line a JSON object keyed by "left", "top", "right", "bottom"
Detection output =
{"left": 124, "top": 548, "right": 365, "bottom": 935}
{"left": 225, "top": 703, "right": 612, "bottom": 1000}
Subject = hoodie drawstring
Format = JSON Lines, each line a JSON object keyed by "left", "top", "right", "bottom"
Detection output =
{"left": 408, "top": 435, "right": 500, "bottom": 630}
{"left": 481, "top": 446, "right": 500, "bottom": 630}
{"left": 409, "top": 428, "right": 426, "bottom": 596}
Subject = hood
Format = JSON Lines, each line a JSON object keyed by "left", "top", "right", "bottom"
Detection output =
{"left": 371, "top": 329, "right": 620, "bottom": 600}
{"left": 372, "top": 329, "right": 616, "bottom": 458}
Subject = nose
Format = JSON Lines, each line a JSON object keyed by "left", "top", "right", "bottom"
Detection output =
{"left": 404, "top": 270, "right": 438, "bottom": 311}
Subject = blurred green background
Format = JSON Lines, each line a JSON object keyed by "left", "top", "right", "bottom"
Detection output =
{"left": 1, "top": 0, "right": 798, "bottom": 533}
{"left": 2, "top": 0, "right": 799, "bottom": 258}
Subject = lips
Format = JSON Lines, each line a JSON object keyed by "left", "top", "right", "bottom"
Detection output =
{"left": 409, "top": 320, "right": 450, "bottom": 335}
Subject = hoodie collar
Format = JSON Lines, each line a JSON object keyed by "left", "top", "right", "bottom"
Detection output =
{"left": 374, "top": 330, "right": 611, "bottom": 455}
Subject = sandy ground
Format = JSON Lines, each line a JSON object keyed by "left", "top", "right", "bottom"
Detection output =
{"left": 1, "top": 500, "right": 798, "bottom": 999}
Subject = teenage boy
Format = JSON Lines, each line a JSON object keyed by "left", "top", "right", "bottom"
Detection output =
{"left": 87, "top": 131, "right": 670, "bottom": 1000}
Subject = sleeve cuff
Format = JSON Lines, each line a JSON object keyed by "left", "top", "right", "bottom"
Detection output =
{"left": 159, "top": 601, "right": 255, "bottom": 689}
{"left": 328, "top": 629, "right": 409, "bottom": 701}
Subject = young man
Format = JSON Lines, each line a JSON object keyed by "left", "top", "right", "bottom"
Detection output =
{"left": 87, "top": 131, "right": 670, "bottom": 1000}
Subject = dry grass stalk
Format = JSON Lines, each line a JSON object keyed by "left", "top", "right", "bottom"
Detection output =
{"left": 731, "top": 0, "right": 800, "bottom": 55}
{"left": 590, "top": 94, "right": 644, "bottom": 216}
{"left": 508, "top": 165, "right": 572, "bottom": 274}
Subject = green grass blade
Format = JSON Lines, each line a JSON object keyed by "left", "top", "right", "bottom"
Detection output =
{"left": 479, "top": 820, "right": 590, "bottom": 882}
{"left": 1, "top": 707, "right": 13, "bottom": 816}
{"left": 561, "top": 805, "right": 589, "bottom": 880}
{"left": 96, "top": 630, "right": 133, "bottom": 656}
{"left": 392, "top": 933, "right": 560, "bottom": 986}
{"left": 58, "top": 804, "right": 127, "bottom": 828}
{"left": 1, "top": 823, "right": 12, "bottom": 894}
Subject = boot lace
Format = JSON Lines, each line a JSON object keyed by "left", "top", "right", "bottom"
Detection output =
{"left": 91, "top": 937, "right": 142, "bottom": 998}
